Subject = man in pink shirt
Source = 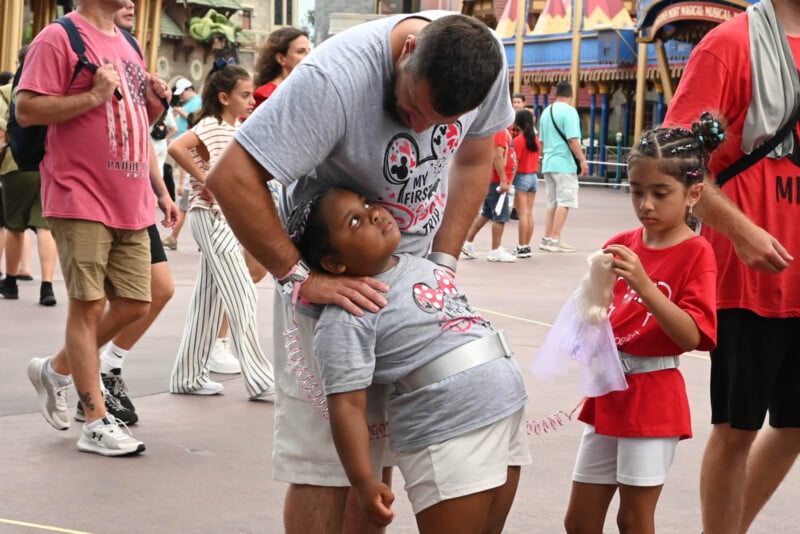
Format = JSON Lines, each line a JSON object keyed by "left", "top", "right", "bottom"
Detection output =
{"left": 16, "top": 0, "right": 172, "bottom": 457}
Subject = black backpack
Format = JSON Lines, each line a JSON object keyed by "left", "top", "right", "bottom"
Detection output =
{"left": 7, "top": 17, "right": 143, "bottom": 171}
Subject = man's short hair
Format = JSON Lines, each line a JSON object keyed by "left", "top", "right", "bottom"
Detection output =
{"left": 405, "top": 15, "right": 503, "bottom": 117}
{"left": 512, "top": 93, "right": 525, "bottom": 102}
{"left": 555, "top": 81, "right": 572, "bottom": 98}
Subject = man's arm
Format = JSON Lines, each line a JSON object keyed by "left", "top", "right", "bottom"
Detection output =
{"left": 493, "top": 143, "right": 510, "bottom": 193}
{"left": 206, "top": 140, "right": 388, "bottom": 315}
{"left": 696, "top": 178, "right": 793, "bottom": 273}
{"left": 430, "top": 135, "right": 494, "bottom": 258}
{"left": 15, "top": 64, "right": 120, "bottom": 126}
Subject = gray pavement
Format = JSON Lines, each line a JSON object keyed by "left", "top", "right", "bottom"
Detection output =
{"left": 0, "top": 186, "right": 797, "bottom": 533}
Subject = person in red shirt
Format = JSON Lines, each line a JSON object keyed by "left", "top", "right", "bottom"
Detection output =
{"left": 461, "top": 128, "right": 518, "bottom": 262}
{"left": 511, "top": 109, "right": 539, "bottom": 258}
{"left": 563, "top": 113, "right": 725, "bottom": 534}
{"left": 664, "top": 3, "right": 800, "bottom": 532}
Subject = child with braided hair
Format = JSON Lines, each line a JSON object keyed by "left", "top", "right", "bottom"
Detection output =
{"left": 287, "top": 187, "right": 530, "bottom": 533}
{"left": 563, "top": 112, "right": 726, "bottom": 534}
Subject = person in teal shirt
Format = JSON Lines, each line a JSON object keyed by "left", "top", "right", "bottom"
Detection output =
{"left": 538, "top": 81, "right": 587, "bottom": 253}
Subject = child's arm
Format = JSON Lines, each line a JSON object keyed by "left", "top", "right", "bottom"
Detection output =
{"left": 605, "top": 244, "right": 701, "bottom": 351}
{"left": 328, "top": 390, "right": 395, "bottom": 527}
{"left": 167, "top": 131, "right": 208, "bottom": 185}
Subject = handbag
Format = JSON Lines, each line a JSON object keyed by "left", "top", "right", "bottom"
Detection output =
{"left": 547, "top": 104, "right": 581, "bottom": 173}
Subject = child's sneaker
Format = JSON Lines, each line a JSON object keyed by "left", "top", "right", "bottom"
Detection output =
{"left": 515, "top": 245, "right": 532, "bottom": 258}
{"left": 461, "top": 242, "right": 477, "bottom": 259}
{"left": 77, "top": 416, "right": 145, "bottom": 457}
{"left": 208, "top": 338, "right": 241, "bottom": 374}
{"left": 487, "top": 247, "right": 517, "bottom": 263}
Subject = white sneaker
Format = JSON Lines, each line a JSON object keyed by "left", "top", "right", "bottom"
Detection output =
{"left": 538, "top": 237, "right": 554, "bottom": 251}
{"left": 461, "top": 242, "right": 477, "bottom": 259}
{"left": 209, "top": 338, "right": 241, "bottom": 374}
{"left": 250, "top": 384, "right": 276, "bottom": 402}
{"left": 544, "top": 239, "right": 577, "bottom": 253}
{"left": 185, "top": 380, "right": 224, "bottom": 395}
{"left": 27, "top": 357, "right": 71, "bottom": 430}
{"left": 77, "top": 416, "right": 145, "bottom": 457}
{"left": 487, "top": 247, "right": 517, "bottom": 262}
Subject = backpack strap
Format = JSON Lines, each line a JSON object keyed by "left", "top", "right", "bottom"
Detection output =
{"left": 54, "top": 17, "right": 95, "bottom": 86}
{"left": 120, "top": 29, "right": 144, "bottom": 60}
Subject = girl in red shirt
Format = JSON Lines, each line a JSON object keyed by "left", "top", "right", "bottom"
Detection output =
{"left": 564, "top": 112, "right": 725, "bottom": 534}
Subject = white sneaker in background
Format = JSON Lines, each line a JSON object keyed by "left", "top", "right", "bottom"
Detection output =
{"left": 461, "top": 242, "right": 477, "bottom": 259}
{"left": 487, "top": 247, "right": 517, "bottom": 263}
{"left": 209, "top": 338, "right": 241, "bottom": 374}
{"left": 538, "top": 237, "right": 553, "bottom": 251}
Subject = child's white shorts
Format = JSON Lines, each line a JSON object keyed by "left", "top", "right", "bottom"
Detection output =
{"left": 572, "top": 424, "right": 679, "bottom": 487}
{"left": 395, "top": 408, "right": 531, "bottom": 514}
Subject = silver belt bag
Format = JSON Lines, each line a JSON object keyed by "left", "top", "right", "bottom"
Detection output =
{"left": 619, "top": 351, "right": 680, "bottom": 375}
{"left": 395, "top": 331, "right": 513, "bottom": 394}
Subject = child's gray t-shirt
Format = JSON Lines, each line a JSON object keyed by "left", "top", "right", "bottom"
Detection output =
{"left": 236, "top": 11, "right": 514, "bottom": 257}
{"left": 314, "top": 254, "right": 528, "bottom": 452}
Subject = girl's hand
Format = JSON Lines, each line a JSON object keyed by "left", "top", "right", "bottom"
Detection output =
{"left": 604, "top": 244, "right": 653, "bottom": 295}
{"left": 354, "top": 479, "right": 395, "bottom": 527}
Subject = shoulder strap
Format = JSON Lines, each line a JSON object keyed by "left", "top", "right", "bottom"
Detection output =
{"left": 120, "top": 28, "right": 143, "bottom": 60}
{"left": 548, "top": 104, "right": 569, "bottom": 144}
{"left": 716, "top": 102, "right": 800, "bottom": 187}
{"left": 54, "top": 17, "right": 96, "bottom": 86}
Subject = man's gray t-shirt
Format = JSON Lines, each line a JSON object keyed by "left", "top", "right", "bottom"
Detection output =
{"left": 236, "top": 11, "right": 514, "bottom": 257}
{"left": 314, "top": 254, "right": 528, "bottom": 452}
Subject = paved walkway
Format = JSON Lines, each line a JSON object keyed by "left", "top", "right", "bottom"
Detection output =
{"left": 0, "top": 186, "right": 796, "bottom": 533}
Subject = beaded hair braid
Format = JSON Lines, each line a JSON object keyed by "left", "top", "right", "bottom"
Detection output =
{"left": 628, "top": 111, "right": 727, "bottom": 187}
{"left": 285, "top": 190, "right": 335, "bottom": 271}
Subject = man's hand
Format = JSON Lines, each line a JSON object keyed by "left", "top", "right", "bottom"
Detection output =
{"left": 91, "top": 63, "right": 121, "bottom": 102}
{"left": 579, "top": 160, "right": 589, "bottom": 176}
{"left": 298, "top": 271, "right": 388, "bottom": 316}
{"left": 146, "top": 73, "right": 171, "bottom": 103}
{"left": 354, "top": 479, "right": 395, "bottom": 528}
{"left": 731, "top": 221, "right": 793, "bottom": 273}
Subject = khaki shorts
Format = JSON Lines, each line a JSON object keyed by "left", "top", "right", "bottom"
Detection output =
{"left": 1, "top": 171, "right": 49, "bottom": 231}
{"left": 49, "top": 218, "right": 151, "bottom": 302}
{"left": 271, "top": 292, "right": 390, "bottom": 486}
{"left": 544, "top": 172, "right": 579, "bottom": 208}
{"left": 396, "top": 409, "right": 531, "bottom": 514}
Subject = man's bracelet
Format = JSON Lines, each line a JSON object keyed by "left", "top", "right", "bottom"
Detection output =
{"left": 427, "top": 252, "right": 458, "bottom": 273}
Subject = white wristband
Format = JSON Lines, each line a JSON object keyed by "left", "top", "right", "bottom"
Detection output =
{"left": 427, "top": 252, "right": 458, "bottom": 273}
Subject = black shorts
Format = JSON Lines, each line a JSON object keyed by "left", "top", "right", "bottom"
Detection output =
{"left": 711, "top": 308, "right": 800, "bottom": 430}
{"left": 147, "top": 224, "right": 167, "bottom": 264}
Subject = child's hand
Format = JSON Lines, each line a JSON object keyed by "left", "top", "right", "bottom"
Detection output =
{"left": 355, "top": 479, "right": 395, "bottom": 527}
{"left": 604, "top": 244, "right": 653, "bottom": 295}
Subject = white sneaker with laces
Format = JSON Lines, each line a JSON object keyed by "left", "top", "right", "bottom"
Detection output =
{"left": 209, "top": 338, "right": 241, "bottom": 374}
{"left": 77, "top": 416, "right": 145, "bottom": 456}
{"left": 487, "top": 247, "right": 517, "bottom": 263}
{"left": 27, "top": 357, "right": 71, "bottom": 430}
{"left": 461, "top": 242, "right": 477, "bottom": 259}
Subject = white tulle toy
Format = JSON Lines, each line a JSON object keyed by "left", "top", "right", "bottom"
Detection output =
{"left": 531, "top": 251, "right": 628, "bottom": 397}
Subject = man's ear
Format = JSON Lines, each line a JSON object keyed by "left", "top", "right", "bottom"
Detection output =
{"left": 320, "top": 256, "right": 346, "bottom": 275}
{"left": 402, "top": 34, "right": 417, "bottom": 58}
